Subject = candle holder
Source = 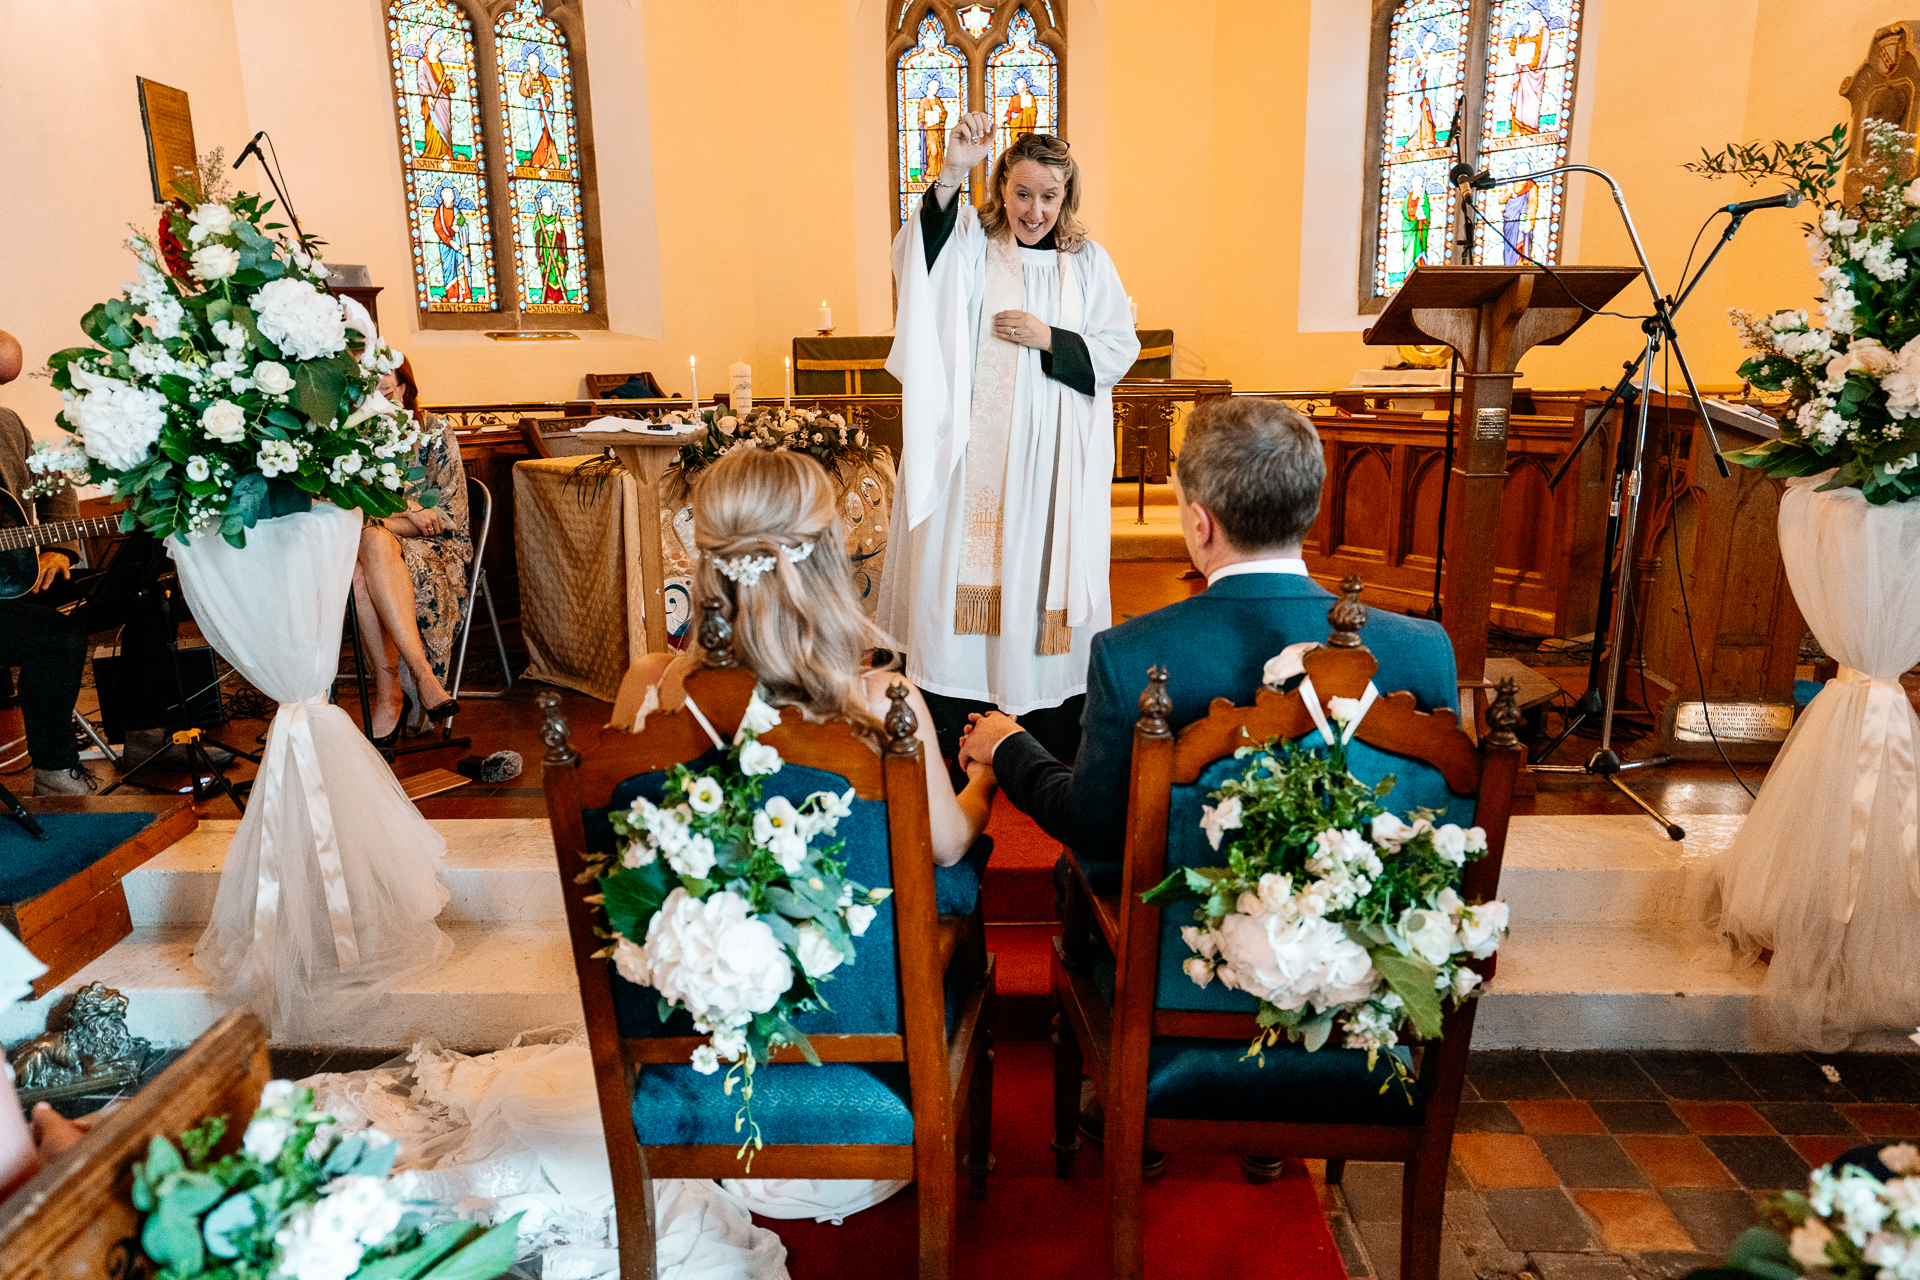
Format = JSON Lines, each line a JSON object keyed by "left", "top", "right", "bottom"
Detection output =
{"left": 815, "top": 327, "right": 835, "bottom": 337}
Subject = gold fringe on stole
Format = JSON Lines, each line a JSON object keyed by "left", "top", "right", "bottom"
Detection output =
{"left": 1036, "top": 609, "right": 1071, "bottom": 655}
{"left": 955, "top": 585, "right": 1002, "bottom": 635}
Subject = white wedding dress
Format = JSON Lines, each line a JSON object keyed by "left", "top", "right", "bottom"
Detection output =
{"left": 169, "top": 504, "right": 453, "bottom": 1039}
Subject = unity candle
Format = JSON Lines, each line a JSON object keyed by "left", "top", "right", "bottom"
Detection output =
{"left": 688, "top": 355, "right": 699, "bottom": 415}
{"left": 784, "top": 355, "right": 792, "bottom": 411}
{"left": 817, "top": 301, "right": 833, "bottom": 331}
{"left": 730, "top": 359, "right": 752, "bottom": 412}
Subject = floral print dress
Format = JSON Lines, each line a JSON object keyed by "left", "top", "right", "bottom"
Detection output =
{"left": 401, "top": 416, "right": 473, "bottom": 684}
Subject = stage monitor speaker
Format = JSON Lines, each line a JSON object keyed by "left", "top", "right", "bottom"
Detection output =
{"left": 90, "top": 642, "right": 224, "bottom": 742}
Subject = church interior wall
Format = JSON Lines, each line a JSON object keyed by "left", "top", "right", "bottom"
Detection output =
{"left": 2, "top": 0, "right": 1915, "bottom": 439}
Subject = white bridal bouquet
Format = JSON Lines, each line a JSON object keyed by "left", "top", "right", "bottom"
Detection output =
{"left": 26, "top": 152, "right": 431, "bottom": 546}
{"left": 1142, "top": 716, "right": 1508, "bottom": 1071}
{"left": 661, "top": 406, "right": 888, "bottom": 480}
{"left": 1686, "top": 1136, "right": 1920, "bottom": 1280}
{"left": 584, "top": 691, "right": 892, "bottom": 1159}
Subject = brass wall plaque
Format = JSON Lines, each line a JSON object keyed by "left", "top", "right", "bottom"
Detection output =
{"left": 137, "top": 77, "right": 197, "bottom": 203}
{"left": 1474, "top": 407, "right": 1509, "bottom": 441}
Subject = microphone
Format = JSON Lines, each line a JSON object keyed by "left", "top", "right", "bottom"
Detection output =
{"left": 456, "top": 751, "right": 524, "bottom": 784}
{"left": 1449, "top": 162, "right": 1480, "bottom": 189}
{"left": 1723, "top": 190, "right": 1803, "bottom": 215}
{"left": 233, "top": 131, "right": 266, "bottom": 169}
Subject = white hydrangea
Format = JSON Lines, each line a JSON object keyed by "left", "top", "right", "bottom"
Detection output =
{"left": 67, "top": 381, "right": 168, "bottom": 471}
{"left": 794, "top": 922, "right": 846, "bottom": 978}
{"left": 253, "top": 277, "right": 348, "bottom": 360}
{"left": 1213, "top": 911, "right": 1377, "bottom": 1013}
{"left": 639, "top": 888, "right": 793, "bottom": 1026}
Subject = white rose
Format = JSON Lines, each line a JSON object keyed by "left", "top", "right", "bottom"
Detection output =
{"left": 243, "top": 1114, "right": 291, "bottom": 1162}
{"left": 68, "top": 385, "right": 168, "bottom": 471}
{"left": 846, "top": 903, "right": 878, "bottom": 936}
{"left": 252, "top": 361, "right": 296, "bottom": 395}
{"left": 1255, "top": 873, "right": 1294, "bottom": 916}
{"left": 1327, "top": 695, "right": 1365, "bottom": 724}
{"left": 253, "top": 277, "right": 348, "bottom": 360}
{"left": 342, "top": 389, "right": 403, "bottom": 434}
{"left": 612, "top": 934, "right": 652, "bottom": 986}
{"left": 686, "top": 776, "right": 724, "bottom": 814}
{"left": 1199, "top": 795, "right": 1243, "bottom": 850}
{"left": 639, "top": 888, "right": 793, "bottom": 1025}
{"left": 1789, "top": 1219, "right": 1835, "bottom": 1267}
{"left": 736, "top": 691, "right": 783, "bottom": 741}
{"left": 188, "top": 202, "right": 235, "bottom": 242}
{"left": 258, "top": 1079, "right": 295, "bottom": 1110}
{"left": 739, "top": 740, "right": 782, "bottom": 776}
{"left": 795, "top": 922, "right": 847, "bottom": 978}
{"left": 1399, "top": 906, "right": 1457, "bottom": 966}
{"left": 191, "top": 244, "right": 240, "bottom": 281}
{"left": 1458, "top": 901, "right": 1509, "bottom": 959}
{"left": 1371, "top": 812, "right": 1413, "bottom": 850}
{"left": 1828, "top": 337, "right": 1897, "bottom": 384}
{"left": 1183, "top": 956, "right": 1214, "bottom": 987}
{"left": 200, "top": 399, "right": 248, "bottom": 444}
{"left": 1430, "top": 824, "right": 1469, "bottom": 865}
{"left": 1452, "top": 967, "right": 1482, "bottom": 999}
{"left": 1180, "top": 924, "right": 1220, "bottom": 959}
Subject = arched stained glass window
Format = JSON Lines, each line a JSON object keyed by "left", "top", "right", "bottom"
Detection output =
{"left": 496, "top": 0, "right": 587, "bottom": 314}
{"left": 896, "top": 13, "right": 968, "bottom": 224}
{"left": 1473, "top": 0, "right": 1585, "bottom": 267}
{"left": 387, "top": 0, "right": 498, "bottom": 313}
{"left": 986, "top": 8, "right": 1057, "bottom": 172}
{"left": 1371, "top": 0, "right": 1471, "bottom": 297}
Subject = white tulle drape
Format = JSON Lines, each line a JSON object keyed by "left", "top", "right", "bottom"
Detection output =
{"left": 168, "top": 504, "right": 452, "bottom": 1039}
{"left": 1697, "top": 476, "right": 1920, "bottom": 1050}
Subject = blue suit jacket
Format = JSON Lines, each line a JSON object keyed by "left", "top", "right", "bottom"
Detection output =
{"left": 994, "top": 571, "right": 1459, "bottom": 861}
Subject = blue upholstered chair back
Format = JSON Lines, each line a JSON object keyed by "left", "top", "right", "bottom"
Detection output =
{"left": 586, "top": 760, "right": 905, "bottom": 1038}
{"left": 1154, "top": 731, "right": 1476, "bottom": 1015}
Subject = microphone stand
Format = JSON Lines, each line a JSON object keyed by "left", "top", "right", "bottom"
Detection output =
{"left": 1490, "top": 164, "right": 1731, "bottom": 841}
{"left": 234, "top": 132, "right": 310, "bottom": 250}
{"left": 1423, "top": 95, "right": 1471, "bottom": 622}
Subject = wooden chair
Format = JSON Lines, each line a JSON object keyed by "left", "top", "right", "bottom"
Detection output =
{"left": 518, "top": 415, "right": 610, "bottom": 459}
{"left": 1051, "top": 584, "right": 1524, "bottom": 1280}
{"left": 586, "top": 372, "right": 667, "bottom": 399}
{"left": 540, "top": 607, "right": 995, "bottom": 1280}
{"left": 0, "top": 1008, "right": 270, "bottom": 1273}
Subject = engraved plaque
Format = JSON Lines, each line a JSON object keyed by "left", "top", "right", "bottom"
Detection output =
{"left": 1672, "top": 701, "right": 1794, "bottom": 744}
{"left": 137, "top": 77, "right": 197, "bottom": 202}
{"left": 1474, "top": 407, "right": 1509, "bottom": 441}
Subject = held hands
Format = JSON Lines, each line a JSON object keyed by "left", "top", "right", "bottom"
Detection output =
{"left": 30, "top": 552, "right": 70, "bottom": 594}
{"left": 993, "top": 310, "right": 1052, "bottom": 352}
{"left": 408, "top": 505, "right": 449, "bottom": 537}
{"left": 958, "top": 710, "right": 1027, "bottom": 771}
{"left": 940, "top": 111, "right": 993, "bottom": 182}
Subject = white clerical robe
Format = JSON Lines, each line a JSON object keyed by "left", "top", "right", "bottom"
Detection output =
{"left": 882, "top": 197, "right": 1138, "bottom": 714}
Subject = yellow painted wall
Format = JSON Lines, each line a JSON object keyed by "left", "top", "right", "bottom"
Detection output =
{"left": 0, "top": 0, "right": 1909, "bottom": 439}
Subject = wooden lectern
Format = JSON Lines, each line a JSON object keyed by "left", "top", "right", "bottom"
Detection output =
{"left": 1364, "top": 265, "right": 1641, "bottom": 686}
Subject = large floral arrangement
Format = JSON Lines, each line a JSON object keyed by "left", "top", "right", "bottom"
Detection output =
{"left": 1701, "top": 121, "right": 1920, "bottom": 504}
{"left": 1143, "top": 723, "right": 1507, "bottom": 1071}
{"left": 131, "top": 1079, "right": 518, "bottom": 1280}
{"left": 26, "top": 153, "right": 430, "bottom": 546}
{"left": 656, "top": 406, "right": 888, "bottom": 480}
{"left": 584, "top": 691, "right": 892, "bottom": 1159}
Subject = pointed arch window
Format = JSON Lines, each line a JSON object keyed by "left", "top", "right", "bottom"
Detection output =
{"left": 384, "top": 0, "right": 606, "bottom": 331}
{"left": 888, "top": 2, "right": 1067, "bottom": 228}
{"left": 1360, "top": 0, "right": 1585, "bottom": 310}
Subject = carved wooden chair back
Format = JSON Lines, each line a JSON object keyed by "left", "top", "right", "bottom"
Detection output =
{"left": 540, "top": 602, "right": 990, "bottom": 1280}
{"left": 0, "top": 1009, "right": 270, "bottom": 1274}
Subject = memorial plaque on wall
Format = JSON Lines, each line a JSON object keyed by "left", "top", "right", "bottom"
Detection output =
{"left": 1840, "top": 23, "right": 1920, "bottom": 204}
{"left": 137, "top": 77, "right": 197, "bottom": 203}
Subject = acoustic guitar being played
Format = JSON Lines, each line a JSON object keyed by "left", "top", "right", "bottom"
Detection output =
{"left": 0, "top": 490, "right": 125, "bottom": 599}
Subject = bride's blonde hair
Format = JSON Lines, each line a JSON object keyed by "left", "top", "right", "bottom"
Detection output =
{"left": 690, "top": 447, "right": 897, "bottom": 734}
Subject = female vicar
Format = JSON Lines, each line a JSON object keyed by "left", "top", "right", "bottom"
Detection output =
{"left": 882, "top": 115, "right": 1137, "bottom": 748}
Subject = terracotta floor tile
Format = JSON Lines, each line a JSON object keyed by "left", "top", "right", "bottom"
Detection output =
{"left": 1571, "top": 1188, "right": 1698, "bottom": 1252}
{"left": 1839, "top": 1105, "right": 1920, "bottom": 1137}
{"left": 1618, "top": 1136, "right": 1738, "bottom": 1188}
{"left": 1509, "top": 1100, "right": 1607, "bottom": 1134}
{"left": 1452, "top": 1133, "right": 1561, "bottom": 1188}
{"left": 1788, "top": 1134, "right": 1863, "bottom": 1171}
{"left": 1672, "top": 1102, "right": 1772, "bottom": 1135}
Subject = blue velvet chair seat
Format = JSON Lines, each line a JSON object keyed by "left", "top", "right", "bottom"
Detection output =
{"left": 1146, "top": 1040, "right": 1423, "bottom": 1126}
{"left": 634, "top": 1060, "right": 914, "bottom": 1145}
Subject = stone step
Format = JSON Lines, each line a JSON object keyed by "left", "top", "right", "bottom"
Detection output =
{"left": 125, "top": 819, "right": 566, "bottom": 928}
{"left": 1498, "top": 813, "right": 1744, "bottom": 929}
{"left": 0, "top": 923, "right": 581, "bottom": 1051}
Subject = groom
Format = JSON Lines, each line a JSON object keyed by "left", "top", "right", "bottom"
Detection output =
{"left": 957, "top": 396, "right": 1460, "bottom": 866}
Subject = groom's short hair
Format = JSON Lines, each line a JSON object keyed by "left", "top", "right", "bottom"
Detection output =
{"left": 1175, "top": 398, "right": 1324, "bottom": 551}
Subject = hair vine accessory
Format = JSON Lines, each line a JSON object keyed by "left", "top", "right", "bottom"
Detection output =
{"left": 783, "top": 541, "right": 814, "bottom": 565}
{"left": 714, "top": 552, "right": 778, "bottom": 587}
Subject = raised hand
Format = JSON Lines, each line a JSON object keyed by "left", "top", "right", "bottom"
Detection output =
{"left": 939, "top": 111, "right": 994, "bottom": 184}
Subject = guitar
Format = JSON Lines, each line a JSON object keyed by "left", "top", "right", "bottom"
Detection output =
{"left": 0, "top": 489, "right": 128, "bottom": 599}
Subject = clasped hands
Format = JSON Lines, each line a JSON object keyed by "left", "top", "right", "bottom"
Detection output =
{"left": 958, "top": 710, "right": 1027, "bottom": 772}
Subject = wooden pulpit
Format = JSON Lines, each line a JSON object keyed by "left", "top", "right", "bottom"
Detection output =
{"left": 1364, "top": 264, "right": 1641, "bottom": 685}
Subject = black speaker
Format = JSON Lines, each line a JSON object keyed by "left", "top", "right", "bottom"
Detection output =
{"left": 91, "top": 642, "right": 224, "bottom": 741}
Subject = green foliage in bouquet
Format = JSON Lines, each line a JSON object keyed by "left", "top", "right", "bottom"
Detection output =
{"left": 664, "top": 407, "right": 889, "bottom": 480}
{"left": 1676, "top": 1142, "right": 1920, "bottom": 1280}
{"left": 131, "top": 1080, "right": 519, "bottom": 1280}
{"left": 27, "top": 152, "right": 434, "bottom": 547}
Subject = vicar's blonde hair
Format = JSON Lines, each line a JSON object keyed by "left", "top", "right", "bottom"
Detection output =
{"left": 689, "top": 448, "right": 897, "bottom": 735}
{"left": 979, "top": 133, "right": 1087, "bottom": 253}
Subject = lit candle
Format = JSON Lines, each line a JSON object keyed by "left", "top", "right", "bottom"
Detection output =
{"left": 730, "top": 359, "right": 752, "bottom": 412}
{"left": 784, "top": 355, "right": 793, "bottom": 411}
{"left": 688, "top": 355, "right": 699, "bottom": 417}
{"left": 817, "top": 300, "right": 833, "bottom": 331}
{"left": 1129, "top": 295, "right": 1138, "bottom": 326}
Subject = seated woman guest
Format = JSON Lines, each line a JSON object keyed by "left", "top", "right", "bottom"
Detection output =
{"left": 612, "top": 446, "right": 997, "bottom": 866}
{"left": 350, "top": 359, "right": 472, "bottom": 747}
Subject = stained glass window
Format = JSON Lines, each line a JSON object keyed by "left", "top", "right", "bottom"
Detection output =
{"left": 986, "top": 9, "right": 1057, "bottom": 171}
{"left": 896, "top": 13, "right": 967, "bottom": 224}
{"left": 496, "top": 0, "right": 587, "bottom": 313}
{"left": 1371, "top": 0, "right": 1471, "bottom": 297}
{"left": 387, "top": 0, "right": 497, "bottom": 312}
{"left": 1473, "top": 0, "right": 1584, "bottom": 266}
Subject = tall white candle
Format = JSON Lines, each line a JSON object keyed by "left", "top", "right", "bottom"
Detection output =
{"left": 730, "top": 359, "right": 752, "bottom": 412}
{"left": 784, "top": 355, "right": 793, "bottom": 411}
{"left": 689, "top": 355, "right": 698, "bottom": 417}
{"left": 1129, "top": 295, "right": 1138, "bottom": 326}
{"left": 817, "top": 300, "right": 833, "bottom": 331}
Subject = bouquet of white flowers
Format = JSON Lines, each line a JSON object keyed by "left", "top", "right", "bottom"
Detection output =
{"left": 131, "top": 1079, "right": 518, "bottom": 1280}
{"left": 26, "top": 152, "right": 431, "bottom": 546}
{"left": 1700, "top": 120, "right": 1920, "bottom": 504}
{"left": 1142, "top": 723, "right": 1507, "bottom": 1073}
{"left": 584, "top": 690, "right": 892, "bottom": 1160}
{"left": 1683, "top": 1140, "right": 1920, "bottom": 1280}
{"left": 661, "top": 406, "right": 888, "bottom": 481}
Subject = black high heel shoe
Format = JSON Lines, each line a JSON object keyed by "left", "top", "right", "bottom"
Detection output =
{"left": 423, "top": 693, "right": 461, "bottom": 724}
{"left": 371, "top": 691, "right": 415, "bottom": 751}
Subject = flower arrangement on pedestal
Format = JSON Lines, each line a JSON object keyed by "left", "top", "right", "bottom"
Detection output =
{"left": 132, "top": 1079, "right": 518, "bottom": 1280}
{"left": 1695, "top": 121, "right": 1920, "bottom": 505}
{"left": 584, "top": 690, "right": 892, "bottom": 1161}
{"left": 25, "top": 153, "right": 431, "bottom": 546}
{"left": 1143, "top": 722, "right": 1507, "bottom": 1077}
{"left": 658, "top": 407, "right": 888, "bottom": 480}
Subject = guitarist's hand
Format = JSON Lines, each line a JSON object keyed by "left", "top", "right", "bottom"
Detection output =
{"left": 30, "top": 552, "right": 70, "bottom": 594}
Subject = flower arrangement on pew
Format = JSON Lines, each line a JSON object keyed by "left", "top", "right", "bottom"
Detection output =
{"left": 24, "top": 151, "right": 431, "bottom": 547}
{"left": 656, "top": 406, "right": 888, "bottom": 480}
{"left": 583, "top": 690, "right": 893, "bottom": 1161}
{"left": 131, "top": 1079, "right": 519, "bottom": 1280}
{"left": 1142, "top": 710, "right": 1508, "bottom": 1081}
{"left": 1681, "top": 1139, "right": 1920, "bottom": 1280}
{"left": 1698, "top": 120, "right": 1920, "bottom": 504}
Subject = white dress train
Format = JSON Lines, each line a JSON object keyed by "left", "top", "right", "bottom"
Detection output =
{"left": 168, "top": 504, "right": 453, "bottom": 1039}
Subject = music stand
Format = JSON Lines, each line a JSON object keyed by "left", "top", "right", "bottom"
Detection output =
{"left": 1363, "top": 264, "right": 1641, "bottom": 689}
